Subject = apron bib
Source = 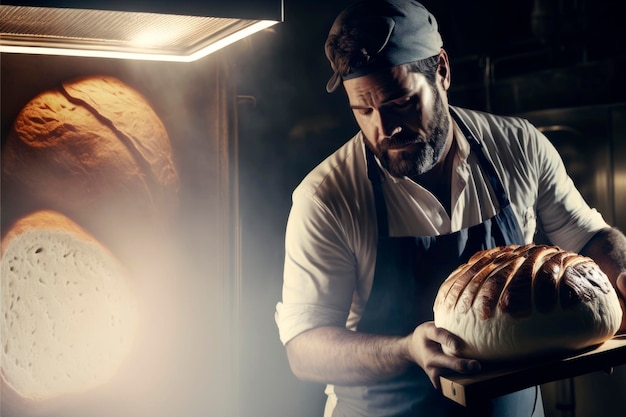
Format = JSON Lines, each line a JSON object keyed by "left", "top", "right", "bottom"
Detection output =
{"left": 332, "top": 109, "right": 544, "bottom": 417}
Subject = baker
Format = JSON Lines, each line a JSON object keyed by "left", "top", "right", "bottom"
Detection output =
{"left": 274, "top": 0, "right": 626, "bottom": 416}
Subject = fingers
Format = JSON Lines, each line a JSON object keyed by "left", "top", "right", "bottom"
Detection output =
{"left": 617, "top": 273, "right": 626, "bottom": 333}
{"left": 410, "top": 323, "right": 481, "bottom": 389}
{"left": 426, "top": 326, "right": 481, "bottom": 375}
{"left": 425, "top": 325, "right": 464, "bottom": 355}
{"left": 423, "top": 353, "right": 481, "bottom": 390}
{"left": 617, "top": 272, "right": 626, "bottom": 299}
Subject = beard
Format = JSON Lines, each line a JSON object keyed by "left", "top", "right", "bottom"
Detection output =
{"left": 368, "top": 88, "right": 450, "bottom": 178}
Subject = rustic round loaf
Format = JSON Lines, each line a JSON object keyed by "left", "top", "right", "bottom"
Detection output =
{"left": 433, "top": 244, "right": 623, "bottom": 361}
{"left": 1, "top": 75, "right": 179, "bottom": 250}
{"left": 1, "top": 210, "right": 139, "bottom": 411}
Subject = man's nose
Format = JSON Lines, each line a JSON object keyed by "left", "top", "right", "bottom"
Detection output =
{"left": 376, "top": 109, "right": 400, "bottom": 138}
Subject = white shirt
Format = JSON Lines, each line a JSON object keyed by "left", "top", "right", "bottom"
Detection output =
{"left": 275, "top": 106, "right": 608, "bottom": 346}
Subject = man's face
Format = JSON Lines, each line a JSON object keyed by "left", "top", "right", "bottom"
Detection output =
{"left": 343, "top": 63, "right": 451, "bottom": 178}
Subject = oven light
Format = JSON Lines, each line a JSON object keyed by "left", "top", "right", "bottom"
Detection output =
{"left": 0, "top": 5, "right": 282, "bottom": 63}
{"left": 188, "top": 20, "right": 277, "bottom": 61}
{"left": 0, "top": 20, "right": 277, "bottom": 62}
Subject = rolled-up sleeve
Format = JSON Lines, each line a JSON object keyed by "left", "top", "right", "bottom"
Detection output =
{"left": 275, "top": 187, "right": 357, "bottom": 345}
{"left": 531, "top": 122, "right": 608, "bottom": 252}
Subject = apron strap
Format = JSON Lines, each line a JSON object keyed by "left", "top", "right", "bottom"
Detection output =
{"left": 449, "top": 107, "right": 512, "bottom": 209}
{"left": 366, "top": 146, "right": 390, "bottom": 237}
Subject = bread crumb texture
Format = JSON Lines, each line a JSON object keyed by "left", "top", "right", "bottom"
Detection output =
{"left": 1, "top": 211, "right": 138, "bottom": 400}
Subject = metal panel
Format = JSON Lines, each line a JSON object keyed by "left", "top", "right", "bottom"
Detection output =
{"left": 612, "top": 106, "right": 626, "bottom": 232}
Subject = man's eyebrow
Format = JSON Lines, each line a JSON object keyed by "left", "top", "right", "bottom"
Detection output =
{"left": 380, "top": 93, "right": 411, "bottom": 106}
{"left": 349, "top": 90, "right": 413, "bottom": 110}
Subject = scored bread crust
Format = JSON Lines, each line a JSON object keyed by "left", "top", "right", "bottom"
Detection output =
{"left": 1, "top": 75, "right": 179, "bottom": 243}
{"left": 1, "top": 210, "right": 139, "bottom": 406}
{"left": 433, "top": 244, "right": 623, "bottom": 360}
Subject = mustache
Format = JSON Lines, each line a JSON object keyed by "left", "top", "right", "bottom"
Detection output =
{"left": 380, "top": 131, "right": 423, "bottom": 149}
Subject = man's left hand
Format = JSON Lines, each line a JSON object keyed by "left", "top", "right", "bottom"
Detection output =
{"left": 617, "top": 272, "right": 626, "bottom": 333}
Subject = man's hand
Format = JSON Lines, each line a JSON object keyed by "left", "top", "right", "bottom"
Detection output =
{"left": 617, "top": 272, "right": 626, "bottom": 333}
{"left": 617, "top": 272, "right": 626, "bottom": 299}
{"left": 579, "top": 228, "right": 626, "bottom": 333}
{"left": 406, "top": 321, "right": 481, "bottom": 389}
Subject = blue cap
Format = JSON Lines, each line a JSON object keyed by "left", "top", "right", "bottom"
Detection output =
{"left": 325, "top": 0, "right": 443, "bottom": 92}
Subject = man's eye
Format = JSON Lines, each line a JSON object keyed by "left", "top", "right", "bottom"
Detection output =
{"left": 358, "top": 108, "right": 373, "bottom": 115}
{"left": 394, "top": 97, "right": 414, "bottom": 111}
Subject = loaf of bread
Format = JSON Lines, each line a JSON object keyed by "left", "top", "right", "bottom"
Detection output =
{"left": 1, "top": 75, "right": 179, "bottom": 252}
{"left": 1, "top": 210, "right": 139, "bottom": 410}
{"left": 433, "top": 244, "right": 622, "bottom": 361}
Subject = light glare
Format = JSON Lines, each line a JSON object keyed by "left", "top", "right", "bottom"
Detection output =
{"left": 0, "top": 20, "right": 278, "bottom": 62}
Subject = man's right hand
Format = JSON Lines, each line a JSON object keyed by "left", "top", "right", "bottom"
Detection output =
{"left": 406, "top": 321, "right": 481, "bottom": 389}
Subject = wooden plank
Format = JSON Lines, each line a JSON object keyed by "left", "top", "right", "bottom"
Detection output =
{"left": 439, "top": 335, "right": 626, "bottom": 407}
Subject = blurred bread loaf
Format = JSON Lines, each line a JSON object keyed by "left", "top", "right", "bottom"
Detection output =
{"left": 1, "top": 210, "right": 139, "bottom": 412}
{"left": 1, "top": 75, "right": 179, "bottom": 255}
{"left": 433, "top": 244, "right": 622, "bottom": 360}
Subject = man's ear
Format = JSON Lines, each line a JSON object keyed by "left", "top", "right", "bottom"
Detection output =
{"left": 438, "top": 49, "right": 451, "bottom": 91}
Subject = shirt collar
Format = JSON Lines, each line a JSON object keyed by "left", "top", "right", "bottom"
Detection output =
{"left": 452, "top": 116, "right": 471, "bottom": 164}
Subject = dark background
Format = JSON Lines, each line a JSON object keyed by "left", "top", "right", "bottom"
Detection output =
{"left": 1, "top": 1, "right": 624, "bottom": 417}
{"left": 230, "top": 1, "right": 626, "bottom": 416}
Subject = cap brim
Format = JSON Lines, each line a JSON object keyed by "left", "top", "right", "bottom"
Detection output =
{"left": 326, "top": 71, "right": 342, "bottom": 93}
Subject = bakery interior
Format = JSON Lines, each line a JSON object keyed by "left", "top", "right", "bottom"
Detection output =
{"left": 1, "top": 0, "right": 625, "bottom": 416}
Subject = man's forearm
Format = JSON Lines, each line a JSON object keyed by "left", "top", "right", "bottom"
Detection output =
{"left": 285, "top": 326, "right": 412, "bottom": 386}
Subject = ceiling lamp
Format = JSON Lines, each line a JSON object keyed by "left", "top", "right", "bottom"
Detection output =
{"left": 0, "top": 1, "right": 283, "bottom": 62}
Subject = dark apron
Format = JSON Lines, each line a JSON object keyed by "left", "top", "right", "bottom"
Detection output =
{"left": 332, "top": 109, "right": 543, "bottom": 417}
